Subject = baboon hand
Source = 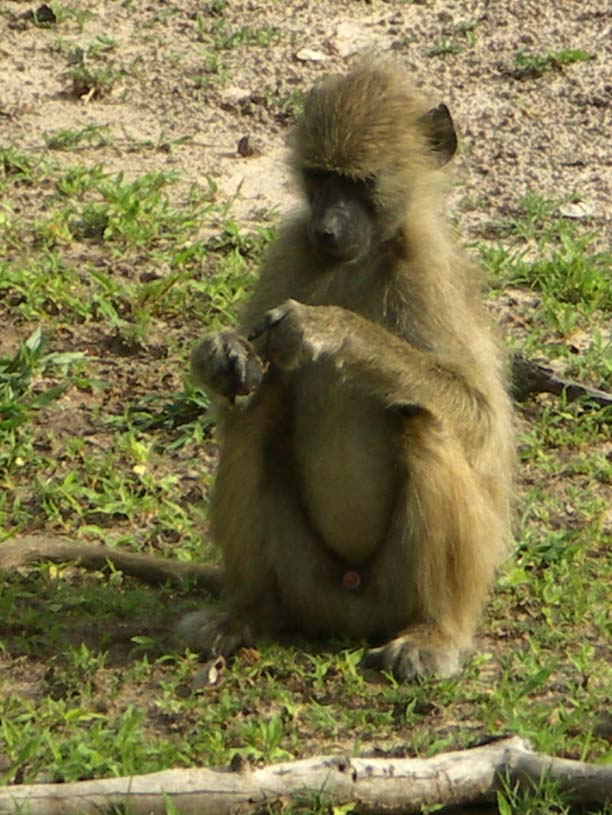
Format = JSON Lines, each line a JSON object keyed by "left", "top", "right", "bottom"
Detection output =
{"left": 191, "top": 331, "right": 264, "bottom": 400}
{"left": 248, "top": 299, "right": 339, "bottom": 370}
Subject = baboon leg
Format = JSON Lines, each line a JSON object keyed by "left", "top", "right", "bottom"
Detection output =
{"left": 363, "top": 410, "right": 502, "bottom": 681}
{"left": 264, "top": 411, "right": 499, "bottom": 683}
{"left": 262, "top": 478, "right": 409, "bottom": 640}
{"left": 178, "top": 380, "right": 287, "bottom": 658}
{"left": 177, "top": 607, "right": 255, "bottom": 659}
{"left": 181, "top": 397, "right": 500, "bottom": 679}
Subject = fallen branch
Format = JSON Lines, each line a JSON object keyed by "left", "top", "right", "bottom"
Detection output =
{"left": 511, "top": 353, "right": 612, "bottom": 408}
{"left": 1, "top": 737, "right": 610, "bottom": 815}
{"left": 0, "top": 535, "right": 221, "bottom": 595}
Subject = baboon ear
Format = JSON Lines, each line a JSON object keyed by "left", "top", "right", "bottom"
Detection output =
{"left": 420, "top": 103, "right": 457, "bottom": 165}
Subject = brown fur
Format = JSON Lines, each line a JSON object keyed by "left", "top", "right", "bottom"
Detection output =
{"left": 183, "top": 57, "right": 514, "bottom": 680}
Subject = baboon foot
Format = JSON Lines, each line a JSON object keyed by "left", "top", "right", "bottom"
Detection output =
{"left": 363, "top": 628, "right": 462, "bottom": 682}
{"left": 177, "top": 607, "right": 252, "bottom": 659}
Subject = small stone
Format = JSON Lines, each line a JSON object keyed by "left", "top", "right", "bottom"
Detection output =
{"left": 295, "top": 48, "right": 328, "bottom": 63}
{"left": 559, "top": 201, "right": 595, "bottom": 220}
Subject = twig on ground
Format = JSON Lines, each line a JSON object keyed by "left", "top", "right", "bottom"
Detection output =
{"left": 0, "top": 736, "right": 610, "bottom": 815}
{"left": 511, "top": 353, "right": 612, "bottom": 408}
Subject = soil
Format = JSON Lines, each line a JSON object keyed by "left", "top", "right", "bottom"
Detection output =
{"left": 1, "top": 0, "right": 609, "bottom": 238}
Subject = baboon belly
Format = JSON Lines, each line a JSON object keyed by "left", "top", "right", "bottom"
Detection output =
{"left": 292, "top": 366, "right": 400, "bottom": 565}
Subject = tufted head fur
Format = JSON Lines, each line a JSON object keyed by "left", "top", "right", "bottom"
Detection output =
{"left": 292, "top": 58, "right": 457, "bottom": 215}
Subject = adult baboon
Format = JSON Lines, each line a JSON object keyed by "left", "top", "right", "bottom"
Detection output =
{"left": 184, "top": 57, "right": 515, "bottom": 680}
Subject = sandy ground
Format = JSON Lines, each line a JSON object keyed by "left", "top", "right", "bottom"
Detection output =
{"left": 0, "top": 0, "right": 609, "bottom": 238}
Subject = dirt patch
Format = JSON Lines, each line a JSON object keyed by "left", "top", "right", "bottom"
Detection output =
{"left": 1, "top": 1, "right": 609, "bottom": 234}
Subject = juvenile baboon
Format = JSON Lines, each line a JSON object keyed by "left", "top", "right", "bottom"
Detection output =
{"left": 183, "top": 57, "right": 515, "bottom": 680}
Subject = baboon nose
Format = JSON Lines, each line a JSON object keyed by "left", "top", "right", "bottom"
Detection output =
{"left": 316, "top": 221, "right": 341, "bottom": 247}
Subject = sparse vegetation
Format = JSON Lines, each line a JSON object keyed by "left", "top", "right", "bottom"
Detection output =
{"left": 427, "top": 36, "right": 463, "bottom": 57}
{"left": 427, "top": 20, "right": 479, "bottom": 56}
{"left": 0, "top": 2, "right": 610, "bottom": 814}
{"left": 481, "top": 193, "right": 611, "bottom": 385}
{"left": 512, "top": 48, "right": 592, "bottom": 80}
{"left": 45, "top": 124, "right": 113, "bottom": 150}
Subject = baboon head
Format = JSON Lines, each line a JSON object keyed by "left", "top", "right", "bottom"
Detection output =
{"left": 293, "top": 58, "right": 458, "bottom": 261}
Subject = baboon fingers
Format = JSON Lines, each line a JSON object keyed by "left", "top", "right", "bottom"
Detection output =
{"left": 191, "top": 332, "right": 264, "bottom": 399}
{"left": 247, "top": 299, "right": 296, "bottom": 342}
{"left": 228, "top": 344, "right": 264, "bottom": 396}
{"left": 247, "top": 300, "right": 310, "bottom": 370}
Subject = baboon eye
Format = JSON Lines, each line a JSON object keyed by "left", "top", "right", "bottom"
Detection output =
{"left": 303, "top": 168, "right": 376, "bottom": 191}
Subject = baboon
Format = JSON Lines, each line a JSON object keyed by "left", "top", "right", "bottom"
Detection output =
{"left": 182, "top": 57, "right": 515, "bottom": 680}
{"left": 0, "top": 59, "right": 514, "bottom": 679}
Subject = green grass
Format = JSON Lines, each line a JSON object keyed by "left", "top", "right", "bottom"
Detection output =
{"left": 427, "top": 36, "right": 463, "bottom": 57}
{"left": 1, "top": 154, "right": 610, "bottom": 811}
{"left": 481, "top": 193, "right": 611, "bottom": 387}
{"left": 49, "top": 1, "right": 95, "bottom": 31}
{"left": 45, "top": 124, "right": 114, "bottom": 150}
{"left": 0, "top": 73, "right": 611, "bottom": 815}
{"left": 190, "top": 14, "right": 282, "bottom": 88}
{"left": 512, "top": 48, "right": 592, "bottom": 80}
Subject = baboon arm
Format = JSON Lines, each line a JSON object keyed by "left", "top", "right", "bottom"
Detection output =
{"left": 342, "top": 324, "right": 477, "bottom": 413}
{"left": 259, "top": 300, "right": 489, "bottom": 427}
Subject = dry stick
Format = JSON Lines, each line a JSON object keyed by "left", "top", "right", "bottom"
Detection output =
{"left": 511, "top": 353, "right": 612, "bottom": 408}
{"left": 1, "top": 737, "right": 610, "bottom": 815}
{"left": 0, "top": 535, "right": 222, "bottom": 595}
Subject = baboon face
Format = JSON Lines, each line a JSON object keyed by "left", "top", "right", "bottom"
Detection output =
{"left": 296, "top": 66, "right": 458, "bottom": 265}
{"left": 304, "top": 168, "right": 377, "bottom": 264}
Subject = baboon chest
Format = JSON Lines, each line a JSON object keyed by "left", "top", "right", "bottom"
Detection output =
{"left": 289, "top": 362, "right": 401, "bottom": 565}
